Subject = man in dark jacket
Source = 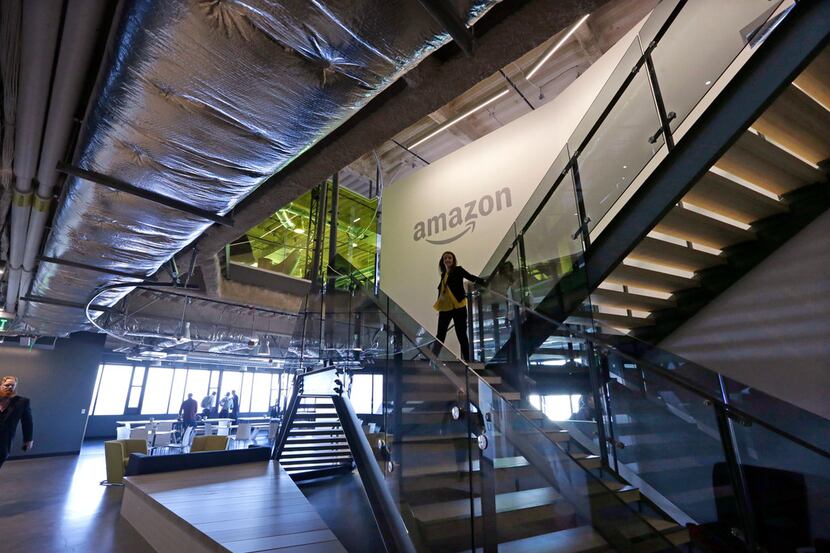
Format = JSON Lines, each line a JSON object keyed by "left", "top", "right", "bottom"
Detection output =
{"left": 179, "top": 393, "right": 199, "bottom": 429}
{"left": 0, "top": 375, "right": 33, "bottom": 469}
{"left": 231, "top": 390, "right": 240, "bottom": 422}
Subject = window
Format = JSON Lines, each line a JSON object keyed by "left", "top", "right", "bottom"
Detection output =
{"left": 167, "top": 368, "right": 189, "bottom": 414}
{"left": 220, "top": 371, "right": 243, "bottom": 406}
{"left": 126, "top": 366, "right": 145, "bottom": 409}
{"left": 185, "top": 369, "right": 211, "bottom": 402}
{"left": 92, "top": 364, "right": 133, "bottom": 415}
{"left": 240, "top": 372, "right": 254, "bottom": 413}
{"left": 250, "top": 373, "right": 271, "bottom": 413}
{"left": 208, "top": 370, "right": 221, "bottom": 396}
{"left": 90, "top": 363, "right": 290, "bottom": 418}
{"left": 88, "top": 365, "right": 104, "bottom": 416}
{"left": 350, "top": 374, "right": 384, "bottom": 414}
{"left": 528, "top": 393, "right": 583, "bottom": 421}
{"left": 141, "top": 368, "right": 174, "bottom": 414}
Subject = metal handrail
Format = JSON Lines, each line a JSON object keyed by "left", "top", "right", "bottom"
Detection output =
{"left": 333, "top": 394, "right": 417, "bottom": 553}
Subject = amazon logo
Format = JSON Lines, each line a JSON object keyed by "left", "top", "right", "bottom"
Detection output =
{"left": 412, "top": 187, "right": 512, "bottom": 245}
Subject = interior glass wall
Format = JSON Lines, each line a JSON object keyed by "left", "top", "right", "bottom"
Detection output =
{"left": 227, "top": 181, "right": 379, "bottom": 285}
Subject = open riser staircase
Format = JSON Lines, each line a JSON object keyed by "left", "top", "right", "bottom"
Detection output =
{"left": 582, "top": 46, "right": 830, "bottom": 341}
{"left": 364, "top": 358, "right": 690, "bottom": 553}
{"left": 274, "top": 393, "right": 356, "bottom": 480}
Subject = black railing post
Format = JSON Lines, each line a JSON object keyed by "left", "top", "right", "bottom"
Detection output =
{"left": 474, "top": 379, "right": 499, "bottom": 553}
{"left": 476, "top": 291, "right": 485, "bottom": 362}
{"left": 586, "top": 341, "right": 610, "bottom": 470}
{"left": 643, "top": 50, "right": 676, "bottom": 151}
{"left": 714, "top": 403, "right": 759, "bottom": 551}
{"left": 466, "top": 291, "right": 475, "bottom": 363}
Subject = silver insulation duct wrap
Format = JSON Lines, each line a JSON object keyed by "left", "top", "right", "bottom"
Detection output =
{"left": 20, "top": 0, "right": 495, "bottom": 336}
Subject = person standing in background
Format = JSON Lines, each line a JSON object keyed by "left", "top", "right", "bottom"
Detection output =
{"left": 0, "top": 376, "right": 33, "bottom": 469}
{"left": 230, "top": 390, "right": 240, "bottom": 422}
{"left": 218, "top": 392, "right": 230, "bottom": 417}
{"left": 179, "top": 393, "right": 198, "bottom": 429}
{"left": 201, "top": 391, "right": 215, "bottom": 418}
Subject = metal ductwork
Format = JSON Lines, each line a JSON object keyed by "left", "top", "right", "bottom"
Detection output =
{"left": 17, "top": 0, "right": 496, "bottom": 336}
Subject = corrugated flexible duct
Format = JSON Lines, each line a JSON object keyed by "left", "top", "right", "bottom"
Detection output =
{"left": 18, "top": 0, "right": 495, "bottom": 336}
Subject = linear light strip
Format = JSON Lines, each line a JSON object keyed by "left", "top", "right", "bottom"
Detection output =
{"left": 526, "top": 14, "right": 591, "bottom": 80}
{"left": 409, "top": 88, "right": 511, "bottom": 149}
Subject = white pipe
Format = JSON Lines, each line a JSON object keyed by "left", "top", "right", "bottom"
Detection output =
{"left": 5, "top": 0, "right": 63, "bottom": 313}
{"left": 17, "top": 0, "right": 110, "bottom": 310}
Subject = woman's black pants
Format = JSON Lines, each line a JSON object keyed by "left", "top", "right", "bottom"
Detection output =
{"left": 433, "top": 307, "right": 471, "bottom": 362}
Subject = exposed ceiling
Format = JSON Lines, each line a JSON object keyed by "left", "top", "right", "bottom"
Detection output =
{"left": 0, "top": 0, "right": 657, "bottom": 344}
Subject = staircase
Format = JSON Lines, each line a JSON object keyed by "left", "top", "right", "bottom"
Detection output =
{"left": 369, "top": 358, "right": 689, "bottom": 552}
{"left": 579, "top": 45, "right": 830, "bottom": 341}
{"left": 274, "top": 393, "right": 356, "bottom": 480}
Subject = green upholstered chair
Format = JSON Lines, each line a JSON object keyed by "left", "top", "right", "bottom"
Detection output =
{"left": 191, "top": 435, "right": 229, "bottom": 452}
{"left": 103, "top": 439, "right": 147, "bottom": 485}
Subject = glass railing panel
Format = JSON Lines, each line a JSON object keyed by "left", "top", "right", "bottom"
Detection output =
{"left": 568, "top": 40, "right": 649, "bottom": 154}
{"left": 519, "top": 169, "right": 584, "bottom": 309}
{"left": 477, "top": 247, "right": 523, "bottom": 364}
{"left": 650, "top": 0, "right": 787, "bottom": 134}
{"left": 475, "top": 375, "right": 680, "bottom": 552}
{"left": 602, "top": 355, "right": 741, "bottom": 529}
{"left": 591, "top": 322, "right": 830, "bottom": 455}
{"left": 637, "top": 0, "right": 683, "bottom": 47}
{"left": 576, "top": 37, "right": 665, "bottom": 234}
{"left": 481, "top": 146, "right": 570, "bottom": 277}
{"left": 727, "top": 419, "right": 830, "bottom": 552}
{"left": 359, "top": 304, "right": 476, "bottom": 553}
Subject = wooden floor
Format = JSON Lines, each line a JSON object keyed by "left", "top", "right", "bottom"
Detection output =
{"left": 123, "top": 461, "right": 347, "bottom": 553}
{"left": 0, "top": 442, "right": 152, "bottom": 553}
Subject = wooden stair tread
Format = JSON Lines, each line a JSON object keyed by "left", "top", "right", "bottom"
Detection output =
{"left": 591, "top": 288, "right": 676, "bottom": 312}
{"left": 630, "top": 236, "right": 723, "bottom": 273}
{"left": 683, "top": 170, "right": 787, "bottom": 224}
{"left": 412, "top": 487, "right": 563, "bottom": 523}
{"left": 715, "top": 130, "right": 824, "bottom": 195}
{"left": 656, "top": 206, "right": 756, "bottom": 249}
{"left": 590, "top": 311, "right": 653, "bottom": 330}
{"left": 495, "top": 525, "right": 608, "bottom": 553}
{"left": 753, "top": 85, "right": 830, "bottom": 165}
{"left": 403, "top": 374, "right": 502, "bottom": 385}
{"left": 606, "top": 264, "right": 698, "bottom": 294}
{"left": 794, "top": 47, "right": 830, "bottom": 110}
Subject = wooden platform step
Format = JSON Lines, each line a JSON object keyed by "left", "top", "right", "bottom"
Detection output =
{"left": 122, "top": 462, "right": 348, "bottom": 553}
{"left": 794, "top": 46, "right": 830, "bottom": 110}
{"left": 590, "top": 311, "right": 653, "bottom": 330}
{"left": 656, "top": 206, "right": 756, "bottom": 250}
{"left": 753, "top": 84, "right": 830, "bottom": 166}
{"left": 715, "top": 130, "right": 824, "bottom": 195}
{"left": 605, "top": 264, "right": 697, "bottom": 294}
{"left": 411, "top": 486, "right": 567, "bottom": 524}
{"left": 630, "top": 236, "right": 723, "bottom": 273}
{"left": 402, "top": 374, "right": 503, "bottom": 386}
{"left": 492, "top": 525, "right": 609, "bottom": 553}
{"left": 683, "top": 170, "right": 787, "bottom": 224}
{"left": 591, "top": 288, "right": 675, "bottom": 312}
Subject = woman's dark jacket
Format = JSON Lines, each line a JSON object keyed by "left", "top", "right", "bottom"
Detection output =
{"left": 437, "top": 266, "right": 485, "bottom": 303}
